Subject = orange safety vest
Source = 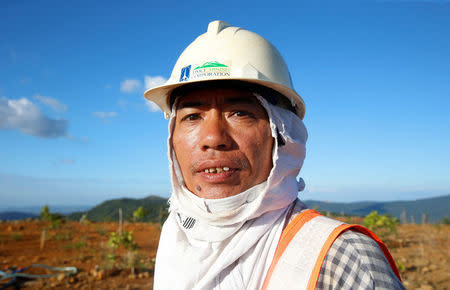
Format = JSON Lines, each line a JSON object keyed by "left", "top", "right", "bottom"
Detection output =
{"left": 262, "top": 210, "right": 401, "bottom": 290}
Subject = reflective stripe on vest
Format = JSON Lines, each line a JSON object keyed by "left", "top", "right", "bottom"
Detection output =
{"left": 262, "top": 210, "right": 401, "bottom": 290}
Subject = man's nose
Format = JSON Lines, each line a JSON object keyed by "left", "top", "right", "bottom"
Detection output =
{"left": 200, "top": 111, "right": 232, "bottom": 151}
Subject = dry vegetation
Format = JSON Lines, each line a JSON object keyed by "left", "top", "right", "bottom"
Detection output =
{"left": 389, "top": 224, "right": 450, "bottom": 289}
{"left": 0, "top": 220, "right": 160, "bottom": 289}
{"left": 0, "top": 219, "right": 449, "bottom": 289}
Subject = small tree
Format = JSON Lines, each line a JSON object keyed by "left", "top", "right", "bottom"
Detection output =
{"left": 79, "top": 214, "right": 89, "bottom": 226}
{"left": 40, "top": 205, "right": 64, "bottom": 228}
{"left": 133, "top": 206, "right": 148, "bottom": 222}
{"left": 40, "top": 205, "right": 52, "bottom": 222}
{"left": 364, "top": 211, "right": 399, "bottom": 238}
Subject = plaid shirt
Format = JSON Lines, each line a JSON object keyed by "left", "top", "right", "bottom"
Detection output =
{"left": 316, "top": 230, "right": 405, "bottom": 289}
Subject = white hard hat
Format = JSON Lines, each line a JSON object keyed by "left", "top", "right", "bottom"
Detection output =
{"left": 144, "top": 20, "right": 305, "bottom": 120}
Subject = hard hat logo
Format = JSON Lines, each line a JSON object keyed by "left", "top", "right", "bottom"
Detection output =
{"left": 179, "top": 65, "right": 191, "bottom": 82}
{"left": 191, "top": 61, "right": 230, "bottom": 80}
{"left": 194, "top": 61, "right": 227, "bottom": 69}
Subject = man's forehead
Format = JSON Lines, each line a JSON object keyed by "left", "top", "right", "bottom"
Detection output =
{"left": 176, "top": 88, "right": 261, "bottom": 109}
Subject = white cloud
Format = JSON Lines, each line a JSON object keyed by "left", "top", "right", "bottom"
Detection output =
{"left": 145, "top": 99, "right": 161, "bottom": 112}
{"left": 0, "top": 97, "right": 68, "bottom": 138}
{"left": 120, "top": 79, "right": 142, "bottom": 93}
{"left": 34, "top": 95, "right": 67, "bottom": 113}
{"left": 93, "top": 111, "right": 117, "bottom": 118}
{"left": 81, "top": 136, "right": 89, "bottom": 142}
{"left": 144, "top": 75, "right": 166, "bottom": 90}
{"left": 143, "top": 76, "right": 167, "bottom": 112}
{"left": 105, "top": 84, "right": 111, "bottom": 89}
{"left": 118, "top": 75, "right": 167, "bottom": 112}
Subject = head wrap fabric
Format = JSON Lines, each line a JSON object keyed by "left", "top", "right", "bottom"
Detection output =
{"left": 154, "top": 94, "right": 308, "bottom": 289}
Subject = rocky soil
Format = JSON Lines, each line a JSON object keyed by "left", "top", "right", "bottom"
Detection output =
{"left": 0, "top": 219, "right": 448, "bottom": 289}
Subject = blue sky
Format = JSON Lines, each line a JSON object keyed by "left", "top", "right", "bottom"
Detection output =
{"left": 1, "top": 0, "right": 449, "bottom": 208}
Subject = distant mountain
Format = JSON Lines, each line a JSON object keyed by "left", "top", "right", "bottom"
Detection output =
{"left": 304, "top": 194, "right": 450, "bottom": 223}
{"left": 67, "top": 195, "right": 168, "bottom": 222}
{"left": 3, "top": 194, "right": 448, "bottom": 223}
{"left": 0, "top": 211, "right": 38, "bottom": 221}
{"left": 0, "top": 205, "right": 92, "bottom": 215}
{"left": 68, "top": 194, "right": 448, "bottom": 223}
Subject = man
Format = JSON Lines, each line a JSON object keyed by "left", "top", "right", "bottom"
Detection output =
{"left": 145, "top": 21, "right": 404, "bottom": 289}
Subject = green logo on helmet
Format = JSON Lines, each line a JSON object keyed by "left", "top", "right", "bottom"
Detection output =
{"left": 194, "top": 61, "right": 228, "bottom": 70}
{"left": 190, "top": 61, "right": 231, "bottom": 80}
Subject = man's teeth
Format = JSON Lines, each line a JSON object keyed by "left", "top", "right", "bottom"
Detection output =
{"left": 204, "top": 167, "right": 230, "bottom": 173}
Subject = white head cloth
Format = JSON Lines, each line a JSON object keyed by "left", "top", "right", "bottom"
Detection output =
{"left": 154, "top": 94, "right": 308, "bottom": 290}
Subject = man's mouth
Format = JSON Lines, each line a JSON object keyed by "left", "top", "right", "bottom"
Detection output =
{"left": 192, "top": 159, "right": 247, "bottom": 183}
{"left": 203, "top": 167, "right": 230, "bottom": 173}
{"left": 198, "top": 165, "right": 238, "bottom": 184}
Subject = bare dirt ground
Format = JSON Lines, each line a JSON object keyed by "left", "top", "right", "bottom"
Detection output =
{"left": 0, "top": 219, "right": 448, "bottom": 289}
{"left": 0, "top": 220, "right": 160, "bottom": 289}
{"left": 388, "top": 224, "right": 450, "bottom": 289}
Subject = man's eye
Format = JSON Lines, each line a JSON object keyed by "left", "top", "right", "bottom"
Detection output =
{"left": 182, "top": 114, "right": 201, "bottom": 121}
{"left": 231, "top": 111, "right": 254, "bottom": 118}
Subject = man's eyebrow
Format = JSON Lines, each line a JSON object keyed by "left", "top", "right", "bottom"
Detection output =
{"left": 177, "top": 101, "right": 204, "bottom": 110}
{"left": 177, "top": 96, "right": 258, "bottom": 110}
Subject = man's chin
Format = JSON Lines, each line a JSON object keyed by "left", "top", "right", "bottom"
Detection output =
{"left": 189, "top": 184, "right": 245, "bottom": 199}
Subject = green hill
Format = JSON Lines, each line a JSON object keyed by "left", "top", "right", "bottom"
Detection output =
{"left": 65, "top": 194, "right": 449, "bottom": 224}
{"left": 304, "top": 194, "right": 450, "bottom": 223}
{"left": 0, "top": 211, "right": 38, "bottom": 221}
{"left": 67, "top": 195, "right": 168, "bottom": 223}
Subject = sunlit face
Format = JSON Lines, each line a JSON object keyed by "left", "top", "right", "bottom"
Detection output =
{"left": 172, "top": 88, "right": 274, "bottom": 199}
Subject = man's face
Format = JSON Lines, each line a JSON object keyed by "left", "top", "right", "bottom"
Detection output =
{"left": 172, "top": 88, "right": 274, "bottom": 199}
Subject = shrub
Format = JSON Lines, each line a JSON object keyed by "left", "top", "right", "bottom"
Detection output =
{"left": 104, "top": 231, "right": 140, "bottom": 270}
{"left": 40, "top": 205, "right": 65, "bottom": 229}
{"left": 107, "top": 253, "right": 117, "bottom": 264}
{"left": 107, "top": 231, "right": 138, "bottom": 251}
{"left": 79, "top": 214, "right": 89, "bottom": 226}
{"left": 364, "top": 211, "right": 399, "bottom": 238}
{"left": 396, "top": 260, "right": 406, "bottom": 272}
{"left": 441, "top": 217, "right": 450, "bottom": 225}
{"left": 121, "top": 251, "right": 154, "bottom": 273}
{"left": 133, "top": 206, "right": 148, "bottom": 222}
{"left": 40, "top": 205, "right": 52, "bottom": 222}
